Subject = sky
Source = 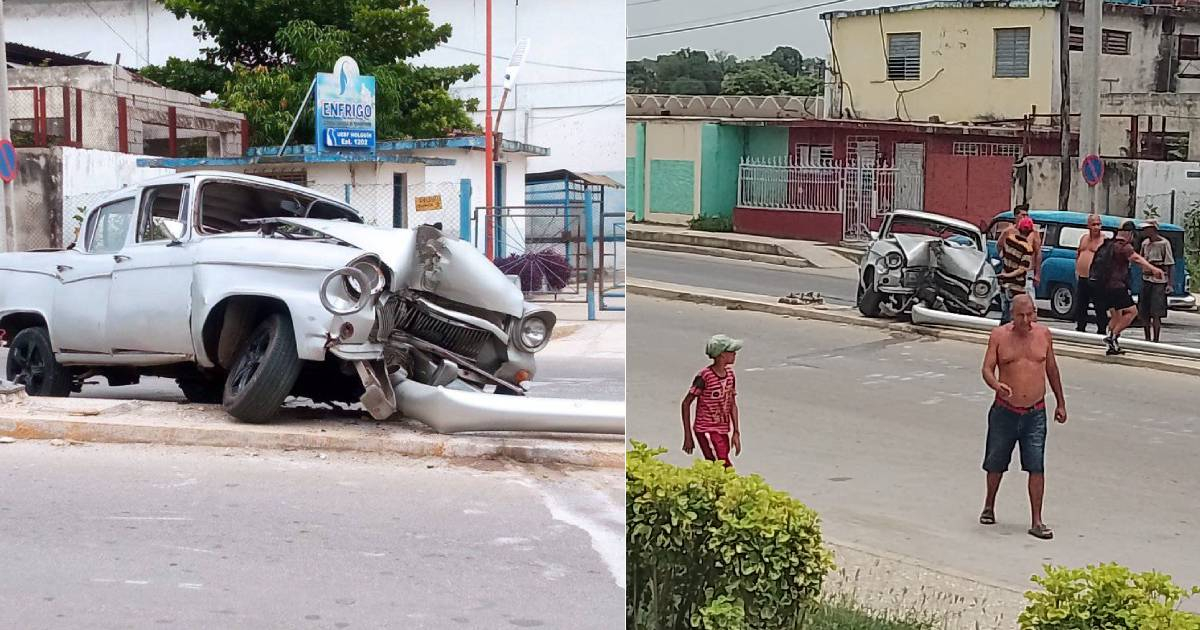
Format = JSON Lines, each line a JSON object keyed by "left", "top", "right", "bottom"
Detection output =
{"left": 626, "top": 0, "right": 908, "bottom": 61}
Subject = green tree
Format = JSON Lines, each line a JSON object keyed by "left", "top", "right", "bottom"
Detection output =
{"left": 626, "top": 59, "right": 657, "bottom": 94}
{"left": 720, "top": 60, "right": 820, "bottom": 96}
{"left": 653, "top": 49, "right": 723, "bottom": 94}
{"left": 763, "top": 45, "right": 805, "bottom": 77}
{"left": 140, "top": 0, "right": 478, "bottom": 146}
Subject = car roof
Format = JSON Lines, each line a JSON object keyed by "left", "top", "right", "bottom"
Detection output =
{"left": 888, "top": 209, "right": 982, "bottom": 234}
{"left": 91, "top": 171, "right": 361, "bottom": 220}
{"left": 990, "top": 209, "right": 1183, "bottom": 231}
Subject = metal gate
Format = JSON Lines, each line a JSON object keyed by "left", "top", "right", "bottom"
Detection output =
{"left": 894, "top": 142, "right": 926, "bottom": 210}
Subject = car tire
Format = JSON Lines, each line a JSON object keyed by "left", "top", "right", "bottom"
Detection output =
{"left": 177, "top": 375, "right": 225, "bottom": 404}
{"left": 222, "top": 313, "right": 302, "bottom": 423}
{"left": 6, "top": 326, "right": 73, "bottom": 397}
{"left": 857, "top": 271, "right": 884, "bottom": 318}
{"left": 1049, "top": 283, "right": 1075, "bottom": 320}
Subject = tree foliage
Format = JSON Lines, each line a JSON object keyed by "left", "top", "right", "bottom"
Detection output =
{"left": 140, "top": 0, "right": 478, "bottom": 146}
{"left": 627, "top": 46, "right": 823, "bottom": 97}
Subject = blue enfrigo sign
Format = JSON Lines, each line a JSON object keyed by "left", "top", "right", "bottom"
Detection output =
{"left": 315, "top": 56, "right": 376, "bottom": 151}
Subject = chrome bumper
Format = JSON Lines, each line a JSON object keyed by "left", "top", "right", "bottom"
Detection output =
{"left": 394, "top": 379, "right": 625, "bottom": 435}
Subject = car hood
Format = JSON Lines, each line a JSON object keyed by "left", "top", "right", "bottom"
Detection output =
{"left": 889, "top": 234, "right": 991, "bottom": 279}
{"left": 270, "top": 218, "right": 525, "bottom": 318}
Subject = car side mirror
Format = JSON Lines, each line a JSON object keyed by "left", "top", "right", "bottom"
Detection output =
{"left": 868, "top": 231, "right": 879, "bottom": 241}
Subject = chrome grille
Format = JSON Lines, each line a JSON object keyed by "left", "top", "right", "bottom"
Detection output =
{"left": 391, "top": 298, "right": 492, "bottom": 359}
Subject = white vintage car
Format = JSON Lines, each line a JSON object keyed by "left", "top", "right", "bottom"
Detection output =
{"left": 857, "top": 210, "right": 999, "bottom": 318}
{"left": 0, "top": 171, "right": 556, "bottom": 424}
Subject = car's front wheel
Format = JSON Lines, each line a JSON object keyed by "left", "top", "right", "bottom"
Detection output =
{"left": 857, "top": 271, "right": 884, "bottom": 318}
{"left": 1049, "top": 283, "right": 1075, "bottom": 320}
{"left": 6, "top": 326, "right": 73, "bottom": 397}
{"left": 222, "top": 313, "right": 302, "bottom": 423}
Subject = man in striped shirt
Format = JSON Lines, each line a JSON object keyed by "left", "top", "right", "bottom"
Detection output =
{"left": 681, "top": 334, "right": 742, "bottom": 469}
{"left": 998, "top": 217, "right": 1036, "bottom": 325}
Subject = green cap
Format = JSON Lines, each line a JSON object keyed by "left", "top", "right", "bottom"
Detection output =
{"left": 705, "top": 334, "right": 744, "bottom": 358}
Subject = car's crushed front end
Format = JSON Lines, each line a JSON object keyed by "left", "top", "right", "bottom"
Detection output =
{"left": 264, "top": 219, "right": 561, "bottom": 423}
{"left": 866, "top": 234, "right": 998, "bottom": 317}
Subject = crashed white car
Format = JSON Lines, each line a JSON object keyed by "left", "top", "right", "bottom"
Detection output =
{"left": 857, "top": 210, "right": 999, "bottom": 318}
{"left": 0, "top": 172, "right": 556, "bottom": 424}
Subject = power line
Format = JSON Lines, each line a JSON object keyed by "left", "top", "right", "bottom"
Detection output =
{"left": 627, "top": 0, "right": 858, "bottom": 39}
{"left": 528, "top": 99, "right": 624, "bottom": 126}
{"left": 439, "top": 45, "right": 623, "bottom": 75}
{"left": 84, "top": 1, "right": 150, "bottom": 65}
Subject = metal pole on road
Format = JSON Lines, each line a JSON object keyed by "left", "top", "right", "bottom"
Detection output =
{"left": 1079, "top": 0, "right": 1102, "bottom": 214}
{"left": 0, "top": 0, "right": 15, "bottom": 251}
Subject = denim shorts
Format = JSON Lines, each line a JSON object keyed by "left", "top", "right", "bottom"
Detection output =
{"left": 983, "top": 400, "right": 1047, "bottom": 473}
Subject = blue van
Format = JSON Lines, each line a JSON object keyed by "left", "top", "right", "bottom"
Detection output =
{"left": 985, "top": 210, "right": 1194, "bottom": 319}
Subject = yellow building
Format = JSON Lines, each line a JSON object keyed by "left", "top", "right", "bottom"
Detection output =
{"left": 822, "top": 0, "right": 1059, "bottom": 123}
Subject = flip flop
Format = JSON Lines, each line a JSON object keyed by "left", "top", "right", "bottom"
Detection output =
{"left": 979, "top": 509, "right": 996, "bottom": 525}
{"left": 1028, "top": 524, "right": 1054, "bottom": 540}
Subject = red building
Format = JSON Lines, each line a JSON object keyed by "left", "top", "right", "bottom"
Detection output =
{"left": 734, "top": 119, "right": 1063, "bottom": 243}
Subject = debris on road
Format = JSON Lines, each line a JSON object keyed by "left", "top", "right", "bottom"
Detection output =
{"left": 779, "top": 291, "right": 825, "bottom": 306}
{"left": 49, "top": 439, "right": 68, "bottom": 447}
{"left": 0, "top": 436, "right": 16, "bottom": 444}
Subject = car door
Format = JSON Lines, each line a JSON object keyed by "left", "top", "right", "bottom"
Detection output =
{"left": 50, "top": 198, "right": 135, "bottom": 356}
{"left": 105, "top": 183, "right": 197, "bottom": 358}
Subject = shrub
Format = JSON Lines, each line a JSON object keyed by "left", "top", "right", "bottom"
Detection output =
{"left": 494, "top": 251, "right": 570, "bottom": 293}
{"left": 689, "top": 215, "right": 735, "bottom": 232}
{"left": 627, "top": 442, "right": 834, "bottom": 630}
{"left": 1020, "top": 563, "right": 1200, "bottom": 630}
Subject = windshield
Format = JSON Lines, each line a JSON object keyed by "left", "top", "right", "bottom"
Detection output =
{"left": 886, "top": 217, "right": 981, "bottom": 250}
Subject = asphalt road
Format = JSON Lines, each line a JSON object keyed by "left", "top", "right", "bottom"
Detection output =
{"left": 631, "top": 248, "right": 1200, "bottom": 347}
{"left": 628, "top": 295, "right": 1200, "bottom": 595}
{"left": 0, "top": 441, "right": 623, "bottom": 629}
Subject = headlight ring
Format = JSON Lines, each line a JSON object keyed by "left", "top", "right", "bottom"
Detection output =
{"left": 883, "top": 251, "right": 904, "bottom": 269}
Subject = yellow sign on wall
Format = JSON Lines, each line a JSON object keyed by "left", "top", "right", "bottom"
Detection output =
{"left": 415, "top": 195, "right": 443, "bottom": 212}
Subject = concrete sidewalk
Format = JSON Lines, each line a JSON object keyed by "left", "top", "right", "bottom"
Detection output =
{"left": 629, "top": 223, "right": 858, "bottom": 270}
{"left": 0, "top": 395, "right": 624, "bottom": 468}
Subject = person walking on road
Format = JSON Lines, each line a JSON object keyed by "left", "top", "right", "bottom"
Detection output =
{"left": 979, "top": 295, "right": 1067, "bottom": 540}
{"left": 998, "top": 217, "right": 1036, "bottom": 325}
{"left": 1088, "top": 221, "right": 1163, "bottom": 355}
{"left": 1073, "top": 214, "right": 1109, "bottom": 334}
{"left": 681, "top": 334, "right": 742, "bottom": 469}
{"left": 1138, "top": 220, "right": 1174, "bottom": 343}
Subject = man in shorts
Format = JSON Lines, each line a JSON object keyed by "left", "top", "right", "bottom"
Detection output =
{"left": 979, "top": 295, "right": 1067, "bottom": 540}
{"left": 1139, "top": 220, "right": 1174, "bottom": 343}
{"left": 1098, "top": 221, "right": 1163, "bottom": 355}
{"left": 681, "top": 334, "right": 742, "bottom": 469}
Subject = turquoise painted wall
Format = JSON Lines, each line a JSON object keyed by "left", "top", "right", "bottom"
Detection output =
{"left": 648, "top": 159, "right": 695, "bottom": 214}
{"left": 699, "top": 124, "right": 743, "bottom": 219}
{"left": 745, "top": 126, "right": 790, "bottom": 159}
{"left": 629, "top": 123, "right": 646, "bottom": 221}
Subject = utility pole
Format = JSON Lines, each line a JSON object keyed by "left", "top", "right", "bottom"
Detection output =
{"left": 484, "top": 0, "right": 494, "bottom": 260}
{"left": 1079, "top": 0, "right": 1102, "bottom": 214}
{"left": 1058, "top": 0, "right": 1072, "bottom": 212}
{"left": 0, "top": 0, "right": 13, "bottom": 251}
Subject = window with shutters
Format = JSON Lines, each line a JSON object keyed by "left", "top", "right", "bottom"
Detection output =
{"left": 886, "top": 33, "right": 921, "bottom": 81}
{"left": 1181, "top": 34, "right": 1200, "bottom": 60}
{"left": 1069, "top": 26, "right": 1084, "bottom": 51}
{"left": 994, "top": 28, "right": 1030, "bottom": 78}
{"left": 1102, "top": 30, "right": 1130, "bottom": 55}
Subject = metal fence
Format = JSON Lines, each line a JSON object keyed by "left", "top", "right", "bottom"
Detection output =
{"left": 737, "top": 156, "right": 915, "bottom": 241}
{"left": 1136, "top": 190, "right": 1200, "bottom": 225}
{"left": 309, "top": 180, "right": 465, "bottom": 236}
{"left": 477, "top": 204, "right": 587, "bottom": 300}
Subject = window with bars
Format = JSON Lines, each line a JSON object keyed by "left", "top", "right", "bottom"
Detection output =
{"left": 1141, "top": 131, "right": 1190, "bottom": 161}
{"left": 793, "top": 144, "right": 834, "bottom": 165}
{"left": 994, "top": 28, "right": 1030, "bottom": 78}
{"left": 1102, "top": 29, "right": 1130, "bottom": 55}
{"left": 1181, "top": 34, "right": 1200, "bottom": 60}
{"left": 953, "top": 142, "right": 1022, "bottom": 157}
{"left": 886, "top": 33, "right": 921, "bottom": 81}
{"left": 1069, "top": 26, "right": 1084, "bottom": 51}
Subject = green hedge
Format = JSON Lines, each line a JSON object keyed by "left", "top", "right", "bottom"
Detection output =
{"left": 1020, "top": 563, "right": 1200, "bottom": 629}
{"left": 627, "top": 442, "right": 834, "bottom": 630}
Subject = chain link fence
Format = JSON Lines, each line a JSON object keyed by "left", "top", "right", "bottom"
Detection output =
{"left": 309, "top": 181, "right": 463, "bottom": 235}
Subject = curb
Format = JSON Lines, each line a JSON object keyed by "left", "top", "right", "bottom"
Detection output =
{"left": 551, "top": 322, "right": 585, "bottom": 340}
{"left": 629, "top": 240, "right": 814, "bottom": 268}
{"left": 628, "top": 228, "right": 803, "bottom": 259}
{"left": 0, "top": 412, "right": 625, "bottom": 469}
{"left": 628, "top": 280, "right": 1200, "bottom": 377}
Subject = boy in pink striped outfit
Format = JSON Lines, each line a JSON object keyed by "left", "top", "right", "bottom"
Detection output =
{"left": 681, "top": 334, "right": 742, "bottom": 469}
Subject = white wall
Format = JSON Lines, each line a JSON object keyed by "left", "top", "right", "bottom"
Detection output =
{"left": 1134, "top": 159, "right": 1200, "bottom": 223}
{"left": 4, "top": 0, "right": 200, "bottom": 67}
{"left": 59, "top": 146, "right": 174, "bottom": 238}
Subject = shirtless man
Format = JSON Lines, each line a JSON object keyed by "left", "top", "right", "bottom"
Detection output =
{"left": 979, "top": 295, "right": 1067, "bottom": 540}
{"left": 1073, "top": 214, "right": 1108, "bottom": 334}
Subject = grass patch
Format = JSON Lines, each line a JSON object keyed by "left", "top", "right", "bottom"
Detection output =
{"left": 688, "top": 215, "right": 734, "bottom": 232}
{"left": 804, "top": 598, "right": 935, "bottom": 630}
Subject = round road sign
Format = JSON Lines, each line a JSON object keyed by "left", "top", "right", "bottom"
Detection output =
{"left": 0, "top": 139, "right": 17, "bottom": 184}
{"left": 1081, "top": 154, "right": 1104, "bottom": 187}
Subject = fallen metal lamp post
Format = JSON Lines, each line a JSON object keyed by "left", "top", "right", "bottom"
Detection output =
{"left": 394, "top": 379, "right": 625, "bottom": 435}
{"left": 911, "top": 305, "right": 1200, "bottom": 361}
